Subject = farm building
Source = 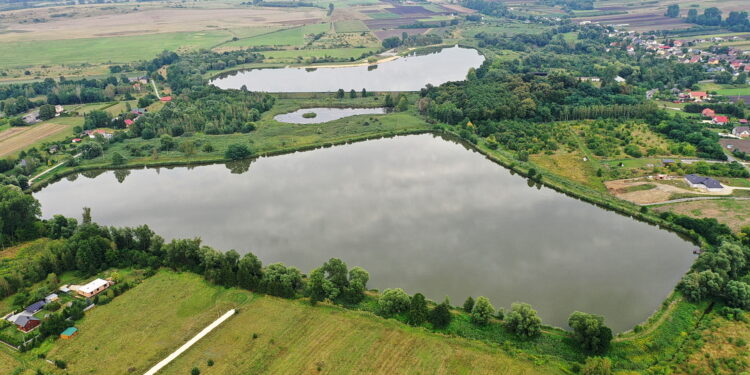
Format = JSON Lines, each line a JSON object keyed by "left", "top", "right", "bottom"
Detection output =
{"left": 733, "top": 126, "right": 750, "bottom": 138}
{"left": 685, "top": 174, "right": 723, "bottom": 192}
{"left": 74, "top": 278, "right": 112, "bottom": 298}
{"left": 60, "top": 327, "right": 78, "bottom": 340}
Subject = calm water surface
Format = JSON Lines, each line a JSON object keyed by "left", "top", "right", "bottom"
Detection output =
{"left": 35, "top": 135, "right": 694, "bottom": 331}
{"left": 274, "top": 107, "right": 387, "bottom": 124}
{"left": 210, "top": 46, "right": 485, "bottom": 92}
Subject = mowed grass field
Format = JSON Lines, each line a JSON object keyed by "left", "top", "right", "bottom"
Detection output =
{"left": 653, "top": 199, "right": 750, "bottom": 232}
{"left": 0, "top": 30, "right": 234, "bottom": 67}
{"left": 43, "top": 270, "right": 556, "bottom": 375}
{"left": 0, "top": 117, "right": 80, "bottom": 157}
{"left": 45, "top": 271, "right": 251, "bottom": 375}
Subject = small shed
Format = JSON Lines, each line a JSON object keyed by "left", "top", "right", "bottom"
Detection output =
{"left": 60, "top": 327, "right": 78, "bottom": 340}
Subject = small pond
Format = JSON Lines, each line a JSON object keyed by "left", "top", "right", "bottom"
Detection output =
{"left": 210, "top": 46, "right": 485, "bottom": 92}
{"left": 274, "top": 107, "right": 387, "bottom": 124}
{"left": 34, "top": 135, "right": 695, "bottom": 331}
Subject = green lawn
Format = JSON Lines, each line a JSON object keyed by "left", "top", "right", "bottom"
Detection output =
{"left": 0, "top": 31, "right": 235, "bottom": 68}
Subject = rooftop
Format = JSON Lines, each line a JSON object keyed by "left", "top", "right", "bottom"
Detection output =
{"left": 685, "top": 174, "right": 723, "bottom": 189}
{"left": 79, "top": 278, "right": 110, "bottom": 295}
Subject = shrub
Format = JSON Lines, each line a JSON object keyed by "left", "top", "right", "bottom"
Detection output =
{"left": 581, "top": 357, "right": 612, "bottom": 375}
{"left": 428, "top": 298, "right": 452, "bottom": 328}
{"left": 191, "top": 367, "right": 200, "bottom": 375}
{"left": 378, "top": 288, "right": 410, "bottom": 316}
{"left": 505, "top": 302, "right": 541, "bottom": 338}
{"left": 302, "top": 112, "right": 317, "bottom": 119}
{"left": 470, "top": 296, "right": 494, "bottom": 326}
{"left": 463, "top": 296, "right": 475, "bottom": 312}
{"left": 54, "top": 360, "right": 67, "bottom": 369}
{"left": 224, "top": 143, "right": 251, "bottom": 160}
{"left": 568, "top": 311, "right": 612, "bottom": 354}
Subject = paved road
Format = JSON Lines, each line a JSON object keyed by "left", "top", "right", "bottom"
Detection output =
{"left": 143, "top": 309, "right": 235, "bottom": 375}
{"left": 151, "top": 79, "right": 161, "bottom": 100}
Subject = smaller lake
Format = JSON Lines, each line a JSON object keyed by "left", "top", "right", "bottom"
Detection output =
{"left": 274, "top": 107, "right": 387, "bottom": 124}
{"left": 210, "top": 46, "right": 485, "bottom": 92}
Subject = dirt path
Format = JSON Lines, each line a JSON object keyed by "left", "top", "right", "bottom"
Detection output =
{"left": 151, "top": 79, "right": 161, "bottom": 100}
{"left": 613, "top": 299, "right": 679, "bottom": 342}
{"left": 29, "top": 153, "right": 80, "bottom": 184}
{"left": 0, "top": 122, "right": 70, "bottom": 157}
{"left": 143, "top": 309, "right": 235, "bottom": 375}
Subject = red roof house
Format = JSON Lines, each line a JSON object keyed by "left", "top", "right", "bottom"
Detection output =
{"left": 160, "top": 96, "right": 172, "bottom": 102}
{"left": 689, "top": 91, "right": 708, "bottom": 101}
{"left": 713, "top": 116, "right": 729, "bottom": 125}
{"left": 702, "top": 108, "right": 715, "bottom": 117}
{"left": 72, "top": 138, "right": 82, "bottom": 143}
{"left": 740, "top": 119, "right": 749, "bottom": 125}
{"left": 124, "top": 119, "right": 134, "bottom": 127}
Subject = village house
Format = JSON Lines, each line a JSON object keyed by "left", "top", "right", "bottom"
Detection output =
{"left": 701, "top": 108, "right": 715, "bottom": 117}
{"left": 160, "top": 96, "right": 172, "bottom": 102}
{"left": 685, "top": 174, "right": 724, "bottom": 192}
{"left": 7, "top": 313, "right": 41, "bottom": 333}
{"left": 733, "top": 126, "right": 750, "bottom": 138}
{"left": 713, "top": 116, "right": 729, "bottom": 125}
{"left": 84, "top": 129, "right": 113, "bottom": 140}
{"left": 124, "top": 119, "right": 134, "bottom": 127}
{"left": 54, "top": 105, "right": 64, "bottom": 116}
{"left": 25, "top": 300, "right": 46, "bottom": 314}
{"left": 72, "top": 278, "right": 112, "bottom": 298}
{"left": 689, "top": 91, "right": 708, "bottom": 102}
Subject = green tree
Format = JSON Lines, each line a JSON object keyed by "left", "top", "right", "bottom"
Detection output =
{"left": 384, "top": 94, "right": 394, "bottom": 108}
{"left": 237, "top": 253, "right": 263, "bottom": 291}
{"left": 463, "top": 296, "right": 475, "bottom": 312}
{"left": 396, "top": 96, "right": 408, "bottom": 112}
{"left": 83, "top": 110, "right": 112, "bottom": 130}
{"left": 378, "top": 288, "right": 411, "bottom": 316}
{"left": 159, "top": 135, "right": 177, "bottom": 151}
{"left": 225, "top": 143, "right": 251, "bottom": 160}
{"left": 344, "top": 266, "right": 369, "bottom": 303}
{"left": 505, "top": 302, "right": 542, "bottom": 338}
{"left": 79, "top": 143, "right": 103, "bottom": 159}
{"left": 568, "top": 311, "right": 612, "bottom": 353}
{"left": 361, "top": 88, "right": 367, "bottom": 97}
{"left": 408, "top": 293, "right": 428, "bottom": 326}
{"left": 336, "top": 89, "right": 345, "bottom": 99}
{"left": 111, "top": 152, "right": 126, "bottom": 166}
{"left": 471, "top": 296, "right": 495, "bottom": 325}
{"left": 726, "top": 281, "right": 750, "bottom": 310}
{"left": 428, "top": 298, "right": 452, "bottom": 328}
{"left": 665, "top": 4, "right": 680, "bottom": 17}
{"left": 0, "top": 185, "right": 41, "bottom": 245}
{"left": 349, "top": 89, "right": 357, "bottom": 99}
{"left": 39, "top": 104, "right": 56, "bottom": 120}
{"left": 259, "top": 263, "right": 303, "bottom": 298}
{"left": 327, "top": 2, "right": 334, "bottom": 15}
{"left": 581, "top": 357, "right": 612, "bottom": 375}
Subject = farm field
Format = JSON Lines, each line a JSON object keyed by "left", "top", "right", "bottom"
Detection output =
{"left": 0, "top": 118, "right": 80, "bottom": 158}
{"left": 222, "top": 23, "right": 331, "bottom": 48}
{"left": 0, "top": 31, "right": 236, "bottom": 68}
{"left": 262, "top": 47, "right": 379, "bottom": 62}
{"left": 41, "top": 270, "right": 556, "bottom": 375}
{"left": 652, "top": 199, "right": 750, "bottom": 232}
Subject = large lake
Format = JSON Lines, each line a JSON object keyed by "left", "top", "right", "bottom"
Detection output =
{"left": 35, "top": 135, "right": 694, "bottom": 331}
{"left": 210, "top": 46, "right": 485, "bottom": 92}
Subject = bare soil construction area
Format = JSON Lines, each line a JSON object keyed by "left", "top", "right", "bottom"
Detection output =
{"left": 606, "top": 178, "right": 731, "bottom": 205}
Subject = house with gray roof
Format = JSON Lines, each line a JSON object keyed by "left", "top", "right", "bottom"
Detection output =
{"left": 685, "top": 174, "right": 724, "bottom": 191}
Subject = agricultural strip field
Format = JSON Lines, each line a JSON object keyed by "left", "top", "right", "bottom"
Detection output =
{"left": 0, "top": 119, "right": 78, "bottom": 157}
{"left": 652, "top": 199, "right": 750, "bottom": 232}
{"left": 48, "top": 270, "right": 556, "bottom": 375}
{"left": 334, "top": 20, "right": 370, "bottom": 33}
{"left": 222, "top": 23, "right": 331, "bottom": 48}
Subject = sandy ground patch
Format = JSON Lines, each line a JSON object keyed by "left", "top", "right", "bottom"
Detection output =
{"left": 0, "top": 122, "right": 71, "bottom": 157}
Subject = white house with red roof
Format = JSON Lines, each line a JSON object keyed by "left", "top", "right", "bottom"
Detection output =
{"left": 713, "top": 116, "right": 729, "bottom": 125}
